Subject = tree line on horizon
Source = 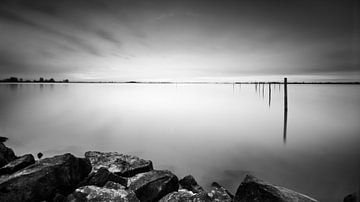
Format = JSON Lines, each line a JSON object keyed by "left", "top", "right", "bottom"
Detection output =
{"left": 0, "top": 77, "right": 69, "bottom": 83}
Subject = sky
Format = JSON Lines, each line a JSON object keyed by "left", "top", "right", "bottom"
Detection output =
{"left": 0, "top": 0, "right": 359, "bottom": 81}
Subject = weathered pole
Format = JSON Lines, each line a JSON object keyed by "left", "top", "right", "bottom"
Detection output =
{"left": 283, "top": 77, "right": 288, "bottom": 143}
{"left": 268, "top": 83, "right": 271, "bottom": 107}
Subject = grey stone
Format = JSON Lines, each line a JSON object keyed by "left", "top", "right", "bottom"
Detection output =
{"left": 0, "top": 142, "right": 17, "bottom": 167}
{"left": 0, "top": 153, "right": 91, "bottom": 202}
{"left": 159, "top": 186, "right": 232, "bottom": 202}
{"left": 0, "top": 154, "right": 35, "bottom": 175}
{"left": 67, "top": 184, "right": 139, "bottom": 202}
{"left": 85, "top": 151, "right": 153, "bottom": 177}
{"left": 128, "top": 170, "right": 179, "bottom": 202}
{"left": 234, "top": 175, "right": 318, "bottom": 202}
{"left": 179, "top": 175, "right": 204, "bottom": 193}
{"left": 78, "top": 167, "right": 127, "bottom": 187}
{"left": 344, "top": 191, "right": 359, "bottom": 202}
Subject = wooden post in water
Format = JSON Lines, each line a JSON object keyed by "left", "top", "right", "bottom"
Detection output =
{"left": 268, "top": 83, "right": 271, "bottom": 107}
{"left": 283, "top": 78, "right": 288, "bottom": 143}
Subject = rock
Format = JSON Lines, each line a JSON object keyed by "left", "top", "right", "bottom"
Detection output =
{"left": 67, "top": 184, "right": 139, "bottom": 202}
{"left": 0, "top": 142, "right": 17, "bottom": 167}
{"left": 234, "top": 175, "right": 319, "bottom": 202}
{"left": 211, "top": 182, "right": 234, "bottom": 199}
{"left": 207, "top": 184, "right": 233, "bottom": 202}
{"left": 0, "top": 136, "right": 8, "bottom": 143}
{"left": 128, "top": 170, "right": 179, "bottom": 202}
{"left": 344, "top": 191, "right": 359, "bottom": 202}
{"left": 0, "top": 153, "right": 91, "bottom": 202}
{"left": 159, "top": 186, "right": 232, "bottom": 202}
{"left": 0, "top": 154, "right": 35, "bottom": 175}
{"left": 104, "top": 181, "right": 126, "bottom": 190}
{"left": 179, "top": 175, "right": 204, "bottom": 193}
{"left": 159, "top": 189, "right": 195, "bottom": 201}
{"left": 53, "top": 193, "right": 67, "bottom": 202}
{"left": 78, "top": 167, "right": 127, "bottom": 187}
{"left": 85, "top": 151, "right": 153, "bottom": 177}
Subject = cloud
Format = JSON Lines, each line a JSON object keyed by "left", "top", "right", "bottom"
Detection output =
{"left": 96, "top": 30, "right": 122, "bottom": 46}
{"left": 0, "top": 8, "right": 100, "bottom": 55}
{"left": 0, "top": 0, "right": 358, "bottom": 80}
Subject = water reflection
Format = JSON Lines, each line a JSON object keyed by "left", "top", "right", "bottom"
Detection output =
{"left": 249, "top": 82, "right": 287, "bottom": 143}
{"left": 1, "top": 83, "right": 359, "bottom": 202}
{"left": 8, "top": 84, "right": 19, "bottom": 91}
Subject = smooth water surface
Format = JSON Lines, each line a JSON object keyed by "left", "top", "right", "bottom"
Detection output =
{"left": 0, "top": 83, "right": 359, "bottom": 201}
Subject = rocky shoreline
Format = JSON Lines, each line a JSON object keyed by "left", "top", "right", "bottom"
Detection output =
{"left": 0, "top": 142, "right": 355, "bottom": 202}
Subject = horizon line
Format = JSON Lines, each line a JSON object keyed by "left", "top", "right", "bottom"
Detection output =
{"left": 1, "top": 80, "right": 360, "bottom": 85}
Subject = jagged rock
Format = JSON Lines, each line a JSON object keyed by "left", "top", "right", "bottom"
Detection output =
{"left": 67, "top": 184, "right": 139, "bottom": 202}
{"left": 128, "top": 170, "right": 179, "bottom": 202}
{"left": 159, "top": 186, "right": 232, "bottom": 202}
{"left": 0, "top": 153, "right": 91, "bottom": 202}
{"left": 0, "top": 142, "right": 17, "bottom": 167}
{"left": 0, "top": 154, "right": 35, "bottom": 175}
{"left": 85, "top": 151, "right": 153, "bottom": 177}
{"left": 78, "top": 167, "right": 127, "bottom": 187}
{"left": 344, "top": 191, "right": 359, "bottom": 202}
{"left": 234, "top": 175, "right": 318, "bottom": 202}
{"left": 211, "top": 182, "right": 234, "bottom": 199}
{"left": 179, "top": 175, "right": 204, "bottom": 193}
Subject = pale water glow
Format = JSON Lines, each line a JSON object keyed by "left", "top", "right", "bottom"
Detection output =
{"left": 0, "top": 83, "right": 359, "bottom": 202}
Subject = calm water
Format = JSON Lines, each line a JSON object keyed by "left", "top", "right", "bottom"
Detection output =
{"left": 0, "top": 83, "right": 359, "bottom": 201}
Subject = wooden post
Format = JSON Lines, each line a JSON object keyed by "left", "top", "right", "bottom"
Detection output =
{"left": 268, "top": 83, "right": 271, "bottom": 107}
{"left": 283, "top": 78, "right": 288, "bottom": 143}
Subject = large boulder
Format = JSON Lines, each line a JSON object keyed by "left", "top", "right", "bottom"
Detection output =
{"left": 234, "top": 175, "right": 318, "bottom": 202}
{"left": 179, "top": 175, "right": 204, "bottom": 193}
{"left": 0, "top": 142, "right": 17, "bottom": 167}
{"left": 128, "top": 170, "right": 179, "bottom": 202}
{"left": 0, "top": 153, "right": 91, "bottom": 202}
{"left": 78, "top": 167, "right": 127, "bottom": 187}
{"left": 0, "top": 154, "right": 35, "bottom": 175}
{"left": 85, "top": 151, "right": 153, "bottom": 177}
{"left": 67, "top": 183, "right": 139, "bottom": 202}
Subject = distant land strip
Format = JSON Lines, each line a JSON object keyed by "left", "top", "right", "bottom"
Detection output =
{"left": 0, "top": 77, "right": 359, "bottom": 85}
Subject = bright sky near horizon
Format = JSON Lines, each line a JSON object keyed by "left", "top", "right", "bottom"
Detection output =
{"left": 0, "top": 0, "right": 359, "bottom": 81}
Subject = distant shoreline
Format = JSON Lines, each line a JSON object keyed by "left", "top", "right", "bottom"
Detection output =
{"left": 1, "top": 81, "right": 360, "bottom": 85}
